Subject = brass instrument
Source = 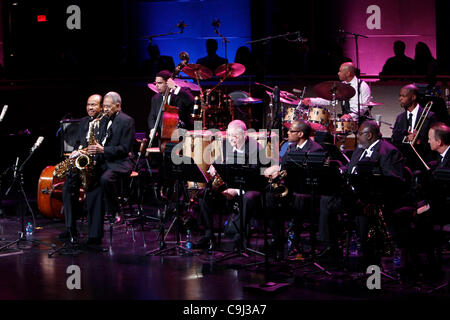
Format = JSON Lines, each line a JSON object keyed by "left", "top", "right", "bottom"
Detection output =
{"left": 211, "top": 172, "right": 226, "bottom": 192}
{"left": 53, "top": 113, "right": 106, "bottom": 189}
{"left": 401, "top": 101, "right": 433, "bottom": 170}
{"left": 402, "top": 101, "right": 433, "bottom": 145}
{"left": 268, "top": 170, "right": 288, "bottom": 198}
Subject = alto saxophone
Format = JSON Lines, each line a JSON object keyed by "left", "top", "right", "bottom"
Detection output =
{"left": 268, "top": 170, "right": 288, "bottom": 198}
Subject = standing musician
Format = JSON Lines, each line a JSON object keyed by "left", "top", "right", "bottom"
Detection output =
{"left": 264, "top": 120, "right": 325, "bottom": 258}
{"left": 86, "top": 92, "right": 135, "bottom": 245}
{"left": 346, "top": 120, "right": 405, "bottom": 267}
{"left": 59, "top": 94, "right": 107, "bottom": 240}
{"left": 194, "top": 120, "right": 266, "bottom": 250}
{"left": 391, "top": 84, "right": 437, "bottom": 170}
{"left": 303, "top": 62, "right": 371, "bottom": 122}
{"left": 148, "top": 70, "right": 194, "bottom": 143}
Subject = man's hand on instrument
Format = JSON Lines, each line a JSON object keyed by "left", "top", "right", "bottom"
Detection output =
{"left": 407, "top": 130, "right": 416, "bottom": 142}
{"left": 149, "top": 128, "right": 156, "bottom": 139}
{"left": 222, "top": 188, "right": 238, "bottom": 200}
{"left": 207, "top": 165, "right": 217, "bottom": 177}
{"left": 341, "top": 114, "right": 353, "bottom": 121}
{"left": 264, "top": 165, "right": 281, "bottom": 178}
{"left": 167, "top": 78, "right": 177, "bottom": 90}
{"left": 69, "top": 150, "right": 81, "bottom": 159}
{"left": 87, "top": 143, "right": 104, "bottom": 155}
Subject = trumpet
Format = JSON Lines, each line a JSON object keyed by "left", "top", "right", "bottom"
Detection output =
{"left": 268, "top": 170, "right": 288, "bottom": 198}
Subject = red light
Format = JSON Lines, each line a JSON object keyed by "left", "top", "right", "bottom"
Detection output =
{"left": 37, "top": 15, "right": 47, "bottom": 22}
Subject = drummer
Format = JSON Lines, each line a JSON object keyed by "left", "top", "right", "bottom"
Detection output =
{"left": 303, "top": 62, "right": 371, "bottom": 122}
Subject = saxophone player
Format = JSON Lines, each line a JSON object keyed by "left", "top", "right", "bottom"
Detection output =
{"left": 85, "top": 92, "right": 135, "bottom": 246}
{"left": 59, "top": 94, "right": 105, "bottom": 240}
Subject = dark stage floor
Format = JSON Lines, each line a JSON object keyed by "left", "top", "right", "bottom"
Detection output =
{"left": 0, "top": 198, "right": 449, "bottom": 309}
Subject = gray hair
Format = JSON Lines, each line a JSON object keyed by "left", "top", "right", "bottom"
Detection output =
{"left": 104, "top": 91, "right": 122, "bottom": 105}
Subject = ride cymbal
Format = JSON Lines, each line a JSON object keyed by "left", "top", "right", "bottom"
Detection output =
{"left": 215, "top": 63, "right": 245, "bottom": 78}
{"left": 313, "top": 81, "right": 356, "bottom": 101}
{"left": 182, "top": 64, "right": 213, "bottom": 80}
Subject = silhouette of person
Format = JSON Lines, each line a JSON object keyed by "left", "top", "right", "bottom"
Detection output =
{"left": 196, "top": 39, "right": 228, "bottom": 74}
{"left": 380, "top": 40, "right": 415, "bottom": 77}
{"left": 234, "top": 46, "right": 254, "bottom": 75}
{"left": 414, "top": 42, "right": 438, "bottom": 80}
{"left": 141, "top": 42, "right": 175, "bottom": 78}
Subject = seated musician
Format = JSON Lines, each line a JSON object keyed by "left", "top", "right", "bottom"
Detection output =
{"left": 194, "top": 120, "right": 266, "bottom": 250}
{"left": 428, "top": 122, "right": 450, "bottom": 169}
{"left": 148, "top": 70, "right": 194, "bottom": 143}
{"left": 86, "top": 92, "right": 135, "bottom": 246}
{"left": 303, "top": 62, "right": 371, "bottom": 122}
{"left": 59, "top": 94, "right": 107, "bottom": 240}
{"left": 391, "top": 84, "right": 437, "bottom": 170}
{"left": 346, "top": 120, "right": 406, "bottom": 267}
{"left": 264, "top": 120, "right": 326, "bottom": 258}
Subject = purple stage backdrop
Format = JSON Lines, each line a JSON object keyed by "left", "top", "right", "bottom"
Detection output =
{"left": 336, "top": 0, "right": 436, "bottom": 76}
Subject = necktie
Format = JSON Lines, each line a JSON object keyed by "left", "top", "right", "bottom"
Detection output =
{"left": 342, "top": 100, "right": 350, "bottom": 114}
{"left": 407, "top": 112, "right": 413, "bottom": 130}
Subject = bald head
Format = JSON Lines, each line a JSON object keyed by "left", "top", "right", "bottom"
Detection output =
{"left": 86, "top": 94, "right": 103, "bottom": 118}
{"left": 399, "top": 84, "right": 419, "bottom": 110}
{"left": 338, "top": 62, "right": 356, "bottom": 81}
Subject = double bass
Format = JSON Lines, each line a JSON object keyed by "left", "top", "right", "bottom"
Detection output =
{"left": 148, "top": 51, "right": 190, "bottom": 152}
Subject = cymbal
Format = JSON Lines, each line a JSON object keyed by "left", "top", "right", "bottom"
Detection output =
{"left": 182, "top": 64, "right": 213, "bottom": 80}
{"left": 215, "top": 63, "right": 245, "bottom": 78}
{"left": 147, "top": 78, "right": 200, "bottom": 93}
{"left": 361, "top": 101, "right": 384, "bottom": 107}
{"left": 265, "top": 90, "right": 299, "bottom": 105}
{"left": 237, "top": 97, "right": 263, "bottom": 104}
{"left": 313, "top": 81, "right": 355, "bottom": 101}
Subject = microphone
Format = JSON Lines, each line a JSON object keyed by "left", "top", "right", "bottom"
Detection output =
{"left": 273, "top": 86, "right": 280, "bottom": 103}
{"left": 0, "top": 105, "right": 8, "bottom": 122}
{"left": 177, "top": 21, "right": 189, "bottom": 30}
{"left": 31, "top": 136, "right": 44, "bottom": 152}
{"left": 292, "top": 88, "right": 303, "bottom": 94}
{"left": 212, "top": 19, "right": 221, "bottom": 28}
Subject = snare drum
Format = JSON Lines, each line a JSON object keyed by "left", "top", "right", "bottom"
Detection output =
{"left": 307, "top": 106, "right": 330, "bottom": 126}
{"left": 334, "top": 118, "right": 357, "bottom": 134}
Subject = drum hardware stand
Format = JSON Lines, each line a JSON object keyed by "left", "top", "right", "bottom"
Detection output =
{"left": 330, "top": 83, "right": 338, "bottom": 145}
{"left": 0, "top": 142, "right": 56, "bottom": 253}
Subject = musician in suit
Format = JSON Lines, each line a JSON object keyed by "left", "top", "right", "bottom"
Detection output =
{"left": 196, "top": 39, "right": 228, "bottom": 74}
{"left": 86, "top": 92, "right": 135, "bottom": 245}
{"left": 59, "top": 94, "right": 107, "bottom": 240}
{"left": 347, "top": 120, "right": 405, "bottom": 266}
{"left": 148, "top": 70, "right": 194, "bottom": 143}
{"left": 194, "top": 120, "right": 267, "bottom": 250}
{"left": 265, "top": 120, "right": 326, "bottom": 258}
{"left": 428, "top": 122, "right": 450, "bottom": 169}
{"left": 391, "top": 84, "right": 437, "bottom": 170}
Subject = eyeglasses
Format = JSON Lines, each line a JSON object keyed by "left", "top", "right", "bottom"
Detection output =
{"left": 357, "top": 130, "right": 370, "bottom": 136}
{"left": 288, "top": 130, "right": 301, "bottom": 133}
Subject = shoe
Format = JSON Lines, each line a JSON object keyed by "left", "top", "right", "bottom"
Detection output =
{"left": 84, "top": 238, "right": 102, "bottom": 246}
{"left": 58, "top": 229, "right": 78, "bottom": 240}
{"left": 193, "top": 236, "right": 215, "bottom": 250}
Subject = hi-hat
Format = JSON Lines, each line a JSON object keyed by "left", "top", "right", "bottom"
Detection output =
{"left": 215, "top": 63, "right": 245, "bottom": 78}
{"left": 314, "top": 81, "right": 355, "bottom": 101}
{"left": 361, "top": 101, "right": 384, "bottom": 107}
{"left": 265, "top": 90, "right": 299, "bottom": 105}
{"left": 236, "top": 97, "right": 263, "bottom": 104}
{"left": 182, "top": 64, "right": 213, "bottom": 80}
{"left": 147, "top": 78, "right": 200, "bottom": 93}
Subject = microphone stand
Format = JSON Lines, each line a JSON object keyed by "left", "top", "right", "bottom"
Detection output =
{"left": 340, "top": 29, "right": 368, "bottom": 127}
{"left": 1, "top": 147, "right": 56, "bottom": 253}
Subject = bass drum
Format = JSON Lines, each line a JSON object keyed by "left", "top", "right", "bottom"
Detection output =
{"left": 37, "top": 166, "right": 65, "bottom": 220}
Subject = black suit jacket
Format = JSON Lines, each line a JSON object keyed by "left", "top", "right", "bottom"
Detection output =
{"left": 217, "top": 137, "right": 266, "bottom": 167}
{"left": 440, "top": 150, "right": 450, "bottom": 169}
{"left": 347, "top": 139, "right": 404, "bottom": 180}
{"left": 74, "top": 115, "right": 108, "bottom": 150}
{"left": 391, "top": 105, "right": 436, "bottom": 162}
{"left": 102, "top": 111, "right": 135, "bottom": 173}
{"left": 148, "top": 87, "right": 194, "bottom": 135}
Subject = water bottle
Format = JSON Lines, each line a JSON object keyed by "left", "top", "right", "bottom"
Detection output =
{"left": 349, "top": 231, "right": 358, "bottom": 256}
{"left": 393, "top": 248, "right": 402, "bottom": 267}
{"left": 185, "top": 229, "right": 192, "bottom": 250}
{"left": 287, "top": 231, "right": 295, "bottom": 254}
{"left": 25, "top": 222, "right": 34, "bottom": 237}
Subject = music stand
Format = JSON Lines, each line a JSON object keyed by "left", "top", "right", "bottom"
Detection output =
{"left": 146, "top": 143, "right": 208, "bottom": 256}
{"left": 212, "top": 164, "right": 269, "bottom": 263}
{"left": 283, "top": 151, "right": 343, "bottom": 276}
